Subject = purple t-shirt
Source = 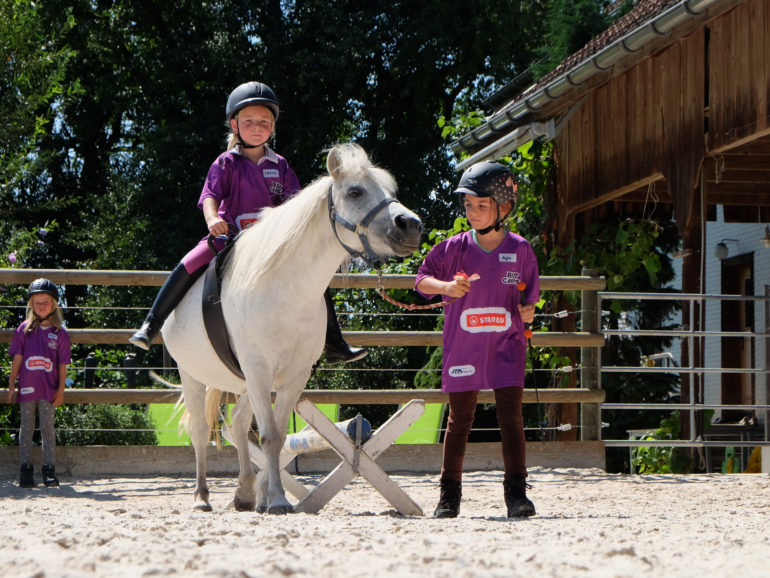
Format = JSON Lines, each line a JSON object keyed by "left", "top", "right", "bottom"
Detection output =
{"left": 9, "top": 322, "right": 71, "bottom": 403}
{"left": 416, "top": 231, "right": 540, "bottom": 393}
{"left": 198, "top": 146, "right": 301, "bottom": 231}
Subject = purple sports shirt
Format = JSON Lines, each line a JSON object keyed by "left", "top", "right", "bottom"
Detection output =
{"left": 198, "top": 146, "right": 301, "bottom": 231}
{"left": 182, "top": 146, "right": 302, "bottom": 273}
{"left": 9, "top": 322, "right": 71, "bottom": 403}
{"left": 416, "top": 231, "right": 540, "bottom": 393}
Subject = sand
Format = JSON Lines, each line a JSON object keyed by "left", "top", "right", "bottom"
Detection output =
{"left": 2, "top": 468, "right": 769, "bottom": 578}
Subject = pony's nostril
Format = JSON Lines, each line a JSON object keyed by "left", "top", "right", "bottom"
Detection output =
{"left": 396, "top": 214, "right": 422, "bottom": 233}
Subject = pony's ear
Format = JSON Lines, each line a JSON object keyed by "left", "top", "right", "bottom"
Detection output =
{"left": 327, "top": 146, "right": 344, "bottom": 180}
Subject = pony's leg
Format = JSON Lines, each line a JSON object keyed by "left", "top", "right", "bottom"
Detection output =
{"left": 180, "top": 370, "right": 212, "bottom": 512}
{"left": 230, "top": 395, "right": 258, "bottom": 511}
{"left": 248, "top": 389, "right": 293, "bottom": 515}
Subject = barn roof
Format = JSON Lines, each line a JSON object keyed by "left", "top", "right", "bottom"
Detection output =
{"left": 450, "top": 0, "right": 728, "bottom": 169}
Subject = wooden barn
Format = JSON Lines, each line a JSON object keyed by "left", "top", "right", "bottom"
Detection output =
{"left": 450, "top": 0, "right": 770, "bottom": 448}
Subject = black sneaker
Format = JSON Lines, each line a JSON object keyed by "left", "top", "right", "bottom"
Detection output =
{"left": 433, "top": 479, "right": 462, "bottom": 518}
{"left": 19, "top": 463, "right": 34, "bottom": 488}
{"left": 42, "top": 464, "right": 60, "bottom": 487}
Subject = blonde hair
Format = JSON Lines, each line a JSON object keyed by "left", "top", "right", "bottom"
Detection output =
{"left": 24, "top": 294, "right": 64, "bottom": 334}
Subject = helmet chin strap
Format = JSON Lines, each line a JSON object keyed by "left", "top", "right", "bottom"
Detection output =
{"left": 33, "top": 311, "right": 55, "bottom": 323}
{"left": 236, "top": 133, "right": 268, "bottom": 150}
{"left": 475, "top": 204, "right": 505, "bottom": 236}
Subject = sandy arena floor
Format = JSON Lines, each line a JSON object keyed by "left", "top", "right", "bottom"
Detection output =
{"left": 2, "top": 467, "right": 769, "bottom": 578}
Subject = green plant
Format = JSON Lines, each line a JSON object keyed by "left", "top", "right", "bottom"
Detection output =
{"left": 54, "top": 404, "right": 158, "bottom": 446}
{"left": 632, "top": 411, "right": 690, "bottom": 473}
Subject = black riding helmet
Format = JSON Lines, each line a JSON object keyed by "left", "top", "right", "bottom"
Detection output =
{"left": 226, "top": 81, "right": 280, "bottom": 121}
{"left": 454, "top": 161, "right": 518, "bottom": 234}
{"left": 27, "top": 278, "right": 60, "bottom": 301}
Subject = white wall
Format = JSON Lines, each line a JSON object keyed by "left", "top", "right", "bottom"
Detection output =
{"left": 704, "top": 207, "right": 770, "bottom": 423}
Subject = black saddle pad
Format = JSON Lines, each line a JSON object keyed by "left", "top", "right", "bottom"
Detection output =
{"left": 201, "top": 237, "right": 244, "bottom": 379}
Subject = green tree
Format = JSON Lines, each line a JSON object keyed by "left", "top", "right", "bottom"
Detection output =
{"left": 531, "top": 0, "right": 615, "bottom": 79}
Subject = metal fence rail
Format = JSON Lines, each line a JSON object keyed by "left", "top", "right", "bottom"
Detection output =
{"left": 598, "top": 290, "right": 770, "bottom": 471}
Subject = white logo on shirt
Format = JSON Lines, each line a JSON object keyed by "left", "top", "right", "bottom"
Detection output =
{"left": 448, "top": 365, "right": 476, "bottom": 377}
{"left": 460, "top": 307, "right": 512, "bottom": 333}
{"left": 500, "top": 253, "right": 517, "bottom": 263}
{"left": 502, "top": 271, "right": 520, "bottom": 285}
{"left": 20, "top": 387, "right": 35, "bottom": 395}
{"left": 262, "top": 169, "right": 280, "bottom": 178}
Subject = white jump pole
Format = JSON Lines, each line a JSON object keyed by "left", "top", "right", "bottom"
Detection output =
{"left": 283, "top": 415, "right": 372, "bottom": 455}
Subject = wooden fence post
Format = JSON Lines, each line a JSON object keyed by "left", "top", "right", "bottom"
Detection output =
{"left": 580, "top": 268, "right": 602, "bottom": 441}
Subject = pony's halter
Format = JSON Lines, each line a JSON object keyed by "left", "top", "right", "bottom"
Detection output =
{"left": 327, "top": 185, "right": 398, "bottom": 267}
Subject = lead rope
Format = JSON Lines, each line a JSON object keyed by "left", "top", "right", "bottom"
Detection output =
{"left": 375, "top": 269, "right": 468, "bottom": 310}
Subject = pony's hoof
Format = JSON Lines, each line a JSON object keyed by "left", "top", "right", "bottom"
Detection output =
{"left": 193, "top": 501, "right": 213, "bottom": 512}
{"left": 267, "top": 503, "right": 294, "bottom": 515}
{"left": 233, "top": 497, "right": 257, "bottom": 512}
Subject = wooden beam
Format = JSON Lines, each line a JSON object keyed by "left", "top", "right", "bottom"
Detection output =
{"left": 0, "top": 269, "right": 605, "bottom": 291}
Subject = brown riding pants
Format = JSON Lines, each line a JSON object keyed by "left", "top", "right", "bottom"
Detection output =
{"left": 440, "top": 386, "right": 526, "bottom": 482}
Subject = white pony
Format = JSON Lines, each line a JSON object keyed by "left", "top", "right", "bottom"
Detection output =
{"left": 161, "top": 143, "right": 422, "bottom": 513}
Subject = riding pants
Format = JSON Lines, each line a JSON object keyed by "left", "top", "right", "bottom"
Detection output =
{"left": 440, "top": 386, "right": 527, "bottom": 482}
{"left": 180, "top": 235, "right": 228, "bottom": 275}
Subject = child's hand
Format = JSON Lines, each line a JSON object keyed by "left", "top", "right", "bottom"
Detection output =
{"left": 7, "top": 385, "right": 14, "bottom": 404}
{"left": 518, "top": 303, "right": 535, "bottom": 324}
{"left": 53, "top": 388, "right": 65, "bottom": 407}
{"left": 444, "top": 277, "right": 471, "bottom": 298}
{"left": 443, "top": 270, "right": 479, "bottom": 298}
{"left": 207, "top": 218, "right": 230, "bottom": 237}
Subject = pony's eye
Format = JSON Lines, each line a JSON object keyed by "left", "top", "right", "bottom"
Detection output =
{"left": 348, "top": 187, "right": 363, "bottom": 199}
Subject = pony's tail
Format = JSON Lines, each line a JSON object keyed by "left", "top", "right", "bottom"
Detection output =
{"left": 205, "top": 388, "right": 224, "bottom": 449}
{"left": 180, "top": 387, "right": 225, "bottom": 449}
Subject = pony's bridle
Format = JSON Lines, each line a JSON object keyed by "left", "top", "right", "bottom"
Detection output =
{"left": 327, "top": 185, "right": 398, "bottom": 266}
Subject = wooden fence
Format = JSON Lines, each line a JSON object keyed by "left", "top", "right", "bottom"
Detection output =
{"left": 0, "top": 268, "right": 607, "bottom": 472}
{"left": 0, "top": 268, "right": 606, "bottom": 408}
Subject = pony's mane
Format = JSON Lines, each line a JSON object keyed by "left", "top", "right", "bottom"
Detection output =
{"left": 227, "top": 144, "right": 390, "bottom": 279}
{"left": 232, "top": 174, "right": 331, "bottom": 278}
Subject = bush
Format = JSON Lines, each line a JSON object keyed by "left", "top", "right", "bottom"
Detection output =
{"left": 54, "top": 404, "right": 158, "bottom": 446}
{"left": 632, "top": 411, "right": 690, "bottom": 474}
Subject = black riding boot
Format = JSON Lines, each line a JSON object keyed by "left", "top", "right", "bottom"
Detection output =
{"left": 42, "top": 464, "right": 60, "bottom": 487}
{"left": 504, "top": 477, "right": 536, "bottom": 518}
{"left": 129, "top": 263, "right": 201, "bottom": 350}
{"left": 19, "top": 463, "right": 34, "bottom": 488}
{"left": 433, "top": 478, "right": 462, "bottom": 518}
{"left": 324, "top": 289, "right": 367, "bottom": 364}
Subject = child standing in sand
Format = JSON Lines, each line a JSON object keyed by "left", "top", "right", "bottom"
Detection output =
{"left": 415, "top": 161, "right": 539, "bottom": 518}
{"left": 8, "top": 278, "right": 71, "bottom": 488}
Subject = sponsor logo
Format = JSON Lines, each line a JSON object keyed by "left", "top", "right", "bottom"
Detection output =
{"left": 20, "top": 387, "right": 35, "bottom": 395}
{"left": 268, "top": 181, "right": 285, "bottom": 200}
{"left": 499, "top": 253, "right": 517, "bottom": 263}
{"left": 460, "top": 307, "right": 511, "bottom": 333}
{"left": 448, "top": 365, "right": 475, "bottom": 377}
{"left": 262, "top": 169, "right": 280, "bottom": 178}
{"left": 502, "top": 271, "right": 520, "bottom": 285}
{"left": 236, "top": 212, "right": 261, "bottom": 230}
{"left": 25, "top": 356, "right": 54, "bottom": 372}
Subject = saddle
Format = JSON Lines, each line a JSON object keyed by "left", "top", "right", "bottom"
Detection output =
{"left": 201, "top": 235, "right": 245, "bottom": 379}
